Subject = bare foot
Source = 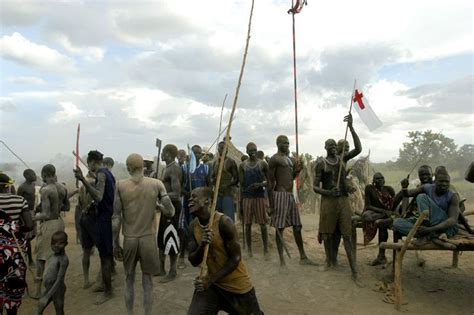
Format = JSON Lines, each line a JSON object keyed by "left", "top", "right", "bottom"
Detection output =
{"left": 299, "top": 257, "right": 318, "bottom": 266}
{"left": 352, "top": 273, "right": 365, "bottom": 288}
{"left": 177, "top": 257, "right": 186, "bottom": 269}
{"left": 83, "top": 281, "right": 94, "bottom": 289}
{"left": 159, "top": 273, "right": 177, "bottom": 283}
{"left": 94, "top": 293, "right": 113, "bottom": 305}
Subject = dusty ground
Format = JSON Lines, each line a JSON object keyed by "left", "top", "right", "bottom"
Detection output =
{"left": 20, "top": 208, "right": 474, "bottom": 315}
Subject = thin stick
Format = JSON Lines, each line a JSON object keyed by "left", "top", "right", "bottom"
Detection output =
{"left": 0, "top": 140, "right": 30, "bottom": 169}
{"left": 217, "top": 94, "right": 228, "bottom": 153}
{"left": 406, "top": 130, "right": 443, "bottom": 178}
{"left": 206, "top": 115, "right": 237, "bottom": 153}
{"left": 72, "top": 151, "right": 90, "bottom": 170}
{"left": 199, "top": 0, "right": 255, "bottom": 277}
{"left": 336, "top": 80, "right": 356, "bottom": 188}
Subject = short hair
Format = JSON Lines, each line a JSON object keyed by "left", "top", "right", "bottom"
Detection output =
{"left": 435, "top": 166, "right": 450, "bottom": 178}
{"left": 276, "top": 135, "right": 288, "bottom": 145}
{"left": 103, "top": 157, "right": 114, "bottom": 167}
{"left": 246, "top": 142, "right": 257, "bottom": 151}
{"left": 372, "top": 172, "right": 384, "bottom": 180}
{"left": 418, "top": 165, "right": 432, "bottom": 173}
{"left": 194, "top": 186, "right": 212, "bottom": 199}
{"left": 163, "top": 144, "right": 178, "bottom": 158}
{"left": 256, "top": 150, "right": 264, "bottom": 159}
{"left": 87, "top": 150, "right": 104, "bottom": 163}
{"left": 23, "top": 169, "right": 36, "bottom": 178}
{"left": 41, "top": 164, "right": 56, "bottom": 177}
{"left": 325, "top": 139, "right": 336, "bottom": 148}
{"left": 52, "top": 230, "right": 68, "bottom": 242}
{"left": 126, "top": 154, "right": 144, "bottom": 173}
{"left": 191, "top": 145, "right": 202, "bottom": 151}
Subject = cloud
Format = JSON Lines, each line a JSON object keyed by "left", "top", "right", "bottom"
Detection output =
{"left": 0, "top": 32, "right": 75, "bottom": 72}
{"left": 47, "top": 33, "right": 105, "bottom": 62}
{"left": 0, "top": 98, "right": 17, "bottom": 112}
{"left": 398, "top": 76, "right": 473, "bottom": 114}
{"left": 50, "top": 101, "right": 83, "bottom": 123}
{"left": 6, "top": 76, "right": 47, "bottom": 85}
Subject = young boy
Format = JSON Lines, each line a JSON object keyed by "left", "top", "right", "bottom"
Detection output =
{"left": 37, "top": 231, "right": 69, "bottom": 315}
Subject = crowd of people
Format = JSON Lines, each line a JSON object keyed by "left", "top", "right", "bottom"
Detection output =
{"left": 1, "top": 113, "right": 473, "bottom": 315}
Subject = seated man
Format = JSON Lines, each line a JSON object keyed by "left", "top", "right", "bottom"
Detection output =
{"left": 361, "top": 172, "right": 395, "bottom": 265}
{"left": 187, "top": 187, "right": 263, "bottom": 315}
{"left": 393, "top": 167, "right": 459, "bottom": 239}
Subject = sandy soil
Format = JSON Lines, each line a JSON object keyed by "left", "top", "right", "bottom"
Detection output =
{"left": 20, "top": 208, "right": 474, "bottom": 315}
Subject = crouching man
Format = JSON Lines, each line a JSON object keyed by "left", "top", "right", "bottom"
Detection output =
{"left": 187, "top": 187, "right": 263, "bottom": 315}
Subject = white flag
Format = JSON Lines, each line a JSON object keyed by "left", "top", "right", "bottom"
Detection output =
{"left": 352, "top": 89, "right": 382, "bottom": 131}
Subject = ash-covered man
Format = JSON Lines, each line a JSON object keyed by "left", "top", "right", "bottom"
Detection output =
{"left": 313, "top": 114, "right": 361, "bottom": 281}
{"left": 268, "top": 135, "right": 315, "bottom": 267}
{"left": 33, "top": 164, "right": 65, "bottom": 299}
{"left": 17, "top": 169, "right": 37, "bottom": 266}
{"left": 113, "top": 153, "right": 174, "bottom": 315}
{"left": 239, "top": 142, "right": 269, "bottom": 258}
{"left": 211, "top": 141, "right": 239, "bottom": 222}
{"left": 156, "top": 144, "right": 182, "bottom": 282}
{"left": 74, "top": 150, "right": 116, "bottom": 305}
{"left": 187, "top": 187, "right": 263, "bottom": 315}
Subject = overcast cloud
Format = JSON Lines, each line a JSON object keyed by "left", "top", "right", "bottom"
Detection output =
{"left": 1, "top": 0, "right": 473, "bottom": 166}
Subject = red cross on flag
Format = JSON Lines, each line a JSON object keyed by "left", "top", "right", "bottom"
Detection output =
{"left": 352, "top": 89, "right": 382, "bottom": 131}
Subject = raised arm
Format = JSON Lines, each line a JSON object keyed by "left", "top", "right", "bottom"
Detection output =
{"left": 74, "top": 168, "right": 105, "bottom": 203}
{"left": 344, "top": 114, "right": 362, "bottom": 162}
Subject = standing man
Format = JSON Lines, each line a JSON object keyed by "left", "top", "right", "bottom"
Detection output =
{"left": 179, "top": 145, "right": 209, "bottom": 269}
{"left": 313, "top": 114, "right": 361, "bottom": 281}
{"left": 157, "top": 144, "right": 182, "bottom": 282}
{"left": 143, "top": 155, "right": 156, "bottom": 178}
{"left": 239, "top": 142, "right": 269, "bottom": 258}
{"left": 77, "top": 169, "right": 98, "bottom": 288}
{"left": 268, "top": 135, "right": 315, "bottom": 267}
{"left": 211, "top": 141, "right": 239, "bottom": 222}
{"left": 113, "top": 153, "right": 174, "bottom": 315}
{"left": 187, "top": 187, "right": 263, "bottom": 314}
{"left": 17, "top": 169, "right": 37, "bottom": 266}
{"left": 33, "top": 164, "right": 65, "bottom": 299}
{"left": 74, "top": 150, "right": 116, "bottom": 304}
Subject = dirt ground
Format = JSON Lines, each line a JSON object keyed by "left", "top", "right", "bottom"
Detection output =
{"left": 20, "top": 208, "right": 474, "bottom": 315}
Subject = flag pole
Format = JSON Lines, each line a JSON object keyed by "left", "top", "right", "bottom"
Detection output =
{"left": 291, "top": 0, "right": 299, "bottom": 157}
{"left": 199, "top": 0, "right": 255, "bottom": 278}
{"left": 336, "top": 80, "right": 356, "bottom": 189}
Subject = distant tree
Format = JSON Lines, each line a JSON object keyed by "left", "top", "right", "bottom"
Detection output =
{"left": 396, "top": 130, "right": 458, "bottom": 171}
{"left": 455, "top": 144, "right": 474, "bottom": 173}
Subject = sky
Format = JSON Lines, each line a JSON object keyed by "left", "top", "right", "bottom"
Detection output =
{"left": 1, "top": 0, "right": 473, "bottom": 165}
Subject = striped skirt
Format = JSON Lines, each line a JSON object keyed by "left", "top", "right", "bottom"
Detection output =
{"left": 271, "top": 191, "right": 302, "bottom": 229}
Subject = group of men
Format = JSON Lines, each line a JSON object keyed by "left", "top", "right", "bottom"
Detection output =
{"left": 1, "top": 110, "right": 472, "bottom": 315}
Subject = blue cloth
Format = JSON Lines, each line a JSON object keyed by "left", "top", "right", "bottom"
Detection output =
{"left": 216, "top": 196, "right": 235, "bottom": 222}
{"left": 423, "top": 184, "right": 454, "bottom": 212}
{"left": 241, "top": 162, "right": 265, "bottom": 199}
{"left": 183, "top": 163, "right": 208, "bottom": 192}
{"left": 393, "top": 193, "right": 458, "bottom": 238}
{"left": 95, "top": 168, "right": 116, "bottom": 221}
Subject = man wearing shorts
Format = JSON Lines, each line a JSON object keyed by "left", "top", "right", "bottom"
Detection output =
{"left": 113, "top": 153, "right": 174, "bottom": 315}
{"left": 239, "top": 142, "right": 269, "bottom": 258}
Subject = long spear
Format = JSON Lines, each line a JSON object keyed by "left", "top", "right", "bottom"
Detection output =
{"left": 75, "top": 123, "right": 80, "bottom": 188}
{"left": 336, "top": 80, "right": 356, "bottom": 188}
{"left": 199, "top": 0, "right": 255, "bottom": 278}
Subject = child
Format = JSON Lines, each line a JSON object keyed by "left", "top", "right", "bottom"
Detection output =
{"left": 37, "top": 231, "right": 69, "bottom": 315}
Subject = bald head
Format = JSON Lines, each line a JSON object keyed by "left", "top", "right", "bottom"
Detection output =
{"left": 126, "top": 153, "right": 144, "bottom": 175}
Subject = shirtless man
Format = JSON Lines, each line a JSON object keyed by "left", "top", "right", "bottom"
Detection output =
{"left": 113, "top": 153, "right": 174, "bottom": 315}
{"left": 239, "top": 142, "right": 269, "bottom": 258}
{"left": 157, "top": 144, "right": 182, "bottom": 282}
{"left": 187, "top": 187, "right": 263, "bottom": 314}
{"left": 74, "top": 150, "right": 116, "bottom": 304}
{"left": 268, "top": 135, "right": 314, "bottom": 267}
{"left": 33, "top": 164, "right": 65, "bottom": 299}
{"left": 211, "top": 141, "right": 239, "bottom": 222}
{"left": 37, "top": 231, "right": 69, "bottom": 315}
{"left": 313, "top": 114, "right": 361, "bottom": 281}
{"left": 17, "top": 169, "right": 37, "bottom": 266}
